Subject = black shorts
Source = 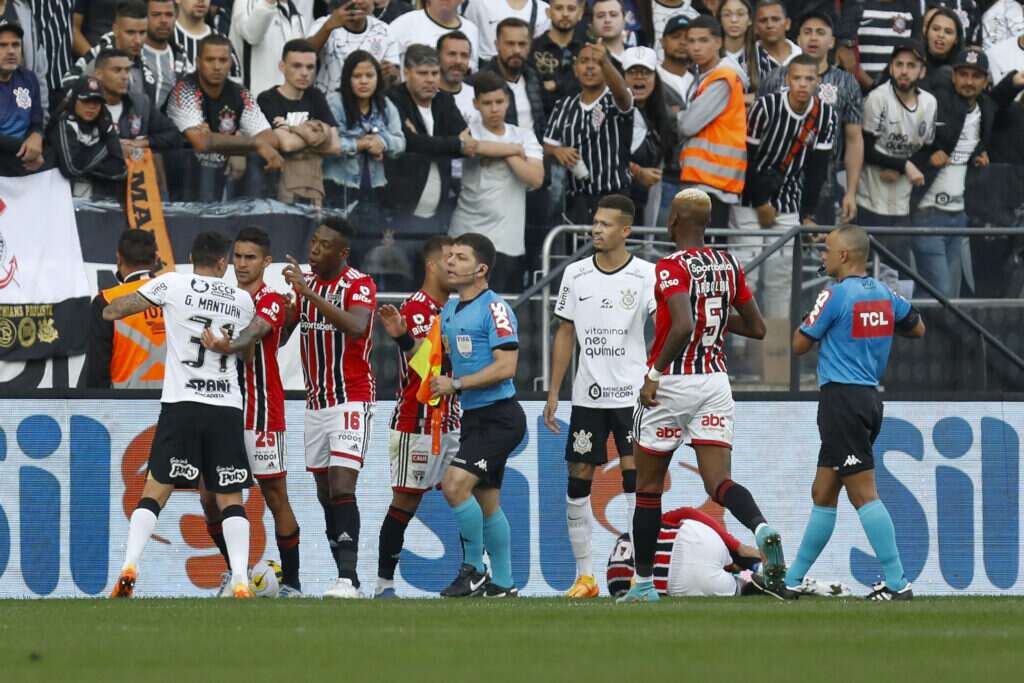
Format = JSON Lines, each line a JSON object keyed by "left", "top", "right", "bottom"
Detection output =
{"left": 149, "top": 402, "right": 253, "bottom": 493}
{"left": 817, "top": 383, "right": 883, "bottom": 477}
{"left": 452, "top": 398, "right": 527, "bottom": 489}
{"left": 564, "top": 406, "right": 633, "bottom": 465}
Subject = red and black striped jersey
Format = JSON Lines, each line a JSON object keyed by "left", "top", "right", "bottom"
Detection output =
{"left": 389, "top": 290, "right": 460, "bottom": 435}
{"left": 297, "top": 266, "right": 377, "bottom": 409}
{"left": 240, "top": 284, "right": 286, "bottom": 431}
{"left": 649, "top": 248, "right": 752, "bottom": 375}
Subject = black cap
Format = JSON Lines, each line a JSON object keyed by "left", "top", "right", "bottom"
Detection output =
{"left": 663, "top": 14, "right": 690, "bottom": 37}
{"left": 952, "top": 48, "right": 989, "bottom": 74}
{"left": 891, "top": 38, "right": 925, "bottom": 63}
{"left": 0, "top": 19, "right": 24, "bottom": 38}
{"left": 71, "top": 76, "right": 106, "bottom": 102}
{"left": 797, "top": 10, "right": 834, "bottom": 33}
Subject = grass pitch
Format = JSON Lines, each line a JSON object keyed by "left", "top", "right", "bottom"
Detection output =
{"left": 1, "top": 597, "right": 1020, "bottom": 682}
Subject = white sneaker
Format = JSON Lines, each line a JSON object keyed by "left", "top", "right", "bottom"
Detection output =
{"left": 278, "top": 584, "right": 304, "bottom": 598}
{"left": 794, "top": 577, "right": 852, "bottom": 597}
{"left": 216, "top": 571, "right": 232, "bottom": 598}
{"left": 323, "top": 578, "right": 362, "bottom": 599}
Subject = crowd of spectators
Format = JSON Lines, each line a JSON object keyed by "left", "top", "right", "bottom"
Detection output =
{"left": 2, "top": 0, "right": 1024, "bottom": 297}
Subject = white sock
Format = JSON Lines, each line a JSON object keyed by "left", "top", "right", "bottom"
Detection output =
{"left": 376, "top": 578, "right": 394, "bottom": 591}
{"left": 123, "top": 507, "right": 157, "bottom": 571}
{"left": 623, "top": 492, "right": 636, "bottom": 536}
{"left": 223, "top": 515, "right": 251, "bottom": 586}
{"left": 566, "top": 495, "right": 594, "bottom": 577}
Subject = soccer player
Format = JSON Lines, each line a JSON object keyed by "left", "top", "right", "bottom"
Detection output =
{"left": 543, "top": 193, "right": 656, "bottom": 599}
{"left": 429, "top": 233, "right": 526, "bottom": 598}
{"left": 619, "top": 188, "right": 785, "bottom": 604}
{"left": 199, "top": 227, "right": 303, "bottom": 597}
{"left": 106, "top": 232, "right": 257, "bottom": 599}
{"left": 754, "top": 226, "right": 925, "bottom": 601}
{"left": 282, "top": 218, "right": 377, "bottom": 599}
{"left": 374, "top": 236, "right": 459, "bottom": 599}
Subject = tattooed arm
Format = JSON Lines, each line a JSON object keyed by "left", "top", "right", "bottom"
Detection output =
{"left": 102, "top": 293, "right": 154, "bottom": 321}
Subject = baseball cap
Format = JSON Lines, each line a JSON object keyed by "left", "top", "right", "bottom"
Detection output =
{"left": 891, "top": 38, "right": 925, "bottom": 63}
{"left": 796, "top": 10, "right": 834, "bottom": 33}
{"left": 952, "top": 48, "right": 989, "bottom": 74}
{"left": 621, "top": 46, "right": 657, "bottom": 72}
{"left": 663, "top": 14, "right": 690, "bottom": 37}
{"left": 71, "top": 76, "right": 106, "bottom": 102}
{"left": 0, "top": 19, "right": 24, "bottom": 38}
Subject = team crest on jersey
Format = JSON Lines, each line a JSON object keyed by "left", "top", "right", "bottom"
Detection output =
{"left": 892, "top": 15, "right": 907, "bottom": 34}
{"left": 190, "top": 278, "right": 210, "bottom": 293}
{"left": 918, "top": 121, "right": 928, "bottom": 137}
{"left": 128, "top": 114, "right": 143, "bottom": 137}
{"left": 619, "top": 289, "right": 638, "bottom": 310}
{"left": 818, "top": 82, "right": 838, "bottom": 105}
{"left": 14, "top": 87, "right": 31, "bottom": 109}
{"left": 218, "top": 108, "right": 237, "bottom": 134}
{"left": 168, "top": 457, "right": 199, "bottom": 481}
{"left": 572, "top": 429, "right": 593, "bottom": 455}
{"left": 456, "top": 334, "right": 473, "bottom": 357}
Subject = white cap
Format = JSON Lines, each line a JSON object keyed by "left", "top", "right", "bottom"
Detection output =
{"left": 621, "top": 46, "right": 657, "bottom": 73}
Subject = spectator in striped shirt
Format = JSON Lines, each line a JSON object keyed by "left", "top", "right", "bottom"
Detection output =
{"left": 543, "top": 41, "right": 634, "bottom": 224}
{"left": 753, "top": 0, "right": 801, "bottom": 80}
{"left": 174, "top": 0, "right": 242, "bottom": 81}
{"left": 31, "top": 0, "right": 76, "bottom": 106}
{"left": 732, "top": 54, "right": 838, "bottom": 319}
{"left": 847, "top": 0, "right": 922, "bottom": 90}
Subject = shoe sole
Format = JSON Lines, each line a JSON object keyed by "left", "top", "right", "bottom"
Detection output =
{"left": 751, "top": 577, "right": 797, "bottom": 601}
{"left": 565, "top": 589, "right": 600, "bottom": 599}
{"left": 758, "top": 531, "right": 786, "bottom": 573}
{"left": 110, "top": 573, "right": 136, "bottom": 599}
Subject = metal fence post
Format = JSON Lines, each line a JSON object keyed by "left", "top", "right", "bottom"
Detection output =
{"left": 789, "top": 233, "right": 802, "bottom": 392}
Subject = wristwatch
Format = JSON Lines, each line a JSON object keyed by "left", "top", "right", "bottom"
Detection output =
{"left": 452, "top": 378, "right": 464, "bottom": 394}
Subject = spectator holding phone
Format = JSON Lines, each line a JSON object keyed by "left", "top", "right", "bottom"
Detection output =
{"left": 308, "top": 0, "right": 398, "bottom": 94}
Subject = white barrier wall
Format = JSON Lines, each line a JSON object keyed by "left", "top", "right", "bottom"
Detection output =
{"left": 0, "top": 400, "right": 1019, "bottom": 597}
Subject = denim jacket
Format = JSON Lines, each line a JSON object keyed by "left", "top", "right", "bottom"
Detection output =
{"left": 324, "top": 94, "right": 406, "bottom": 188}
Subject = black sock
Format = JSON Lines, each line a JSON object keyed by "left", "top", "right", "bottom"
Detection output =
{"left": 715, "top": 479, "right": 767, "bottom": 533}
{"left": 377, "top": 506, "right": 412, "bottom": 581}
{"left": 207, "top": 522, "right": 230, "bottom": 571}
{"left": 276, "top": 529, "right": 301, "bottom": 590}
{"left": 632, "top": 491, "right": 662, "bottom": 578}
{"left": 621, "top": 468, "right": 637, "bottom": 494}
{"left": 322, "top": 503, "right": 339, "bottom": 574}
{"left": 331, "top": 494, "right": 360, "bottom": 587}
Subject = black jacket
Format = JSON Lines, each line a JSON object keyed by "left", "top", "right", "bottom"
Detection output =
{"left": 115, "top": 90, "right": 183, "bottom": 151}
{"left": 44, "top": 108, "right": 127, "bottom": 184}
{"left": 383, "top": 83, "right": 467, "bottom": 216}
{"left": 475, "top": 59, "right": 547, "bottom": 142}
{"left": 911, "top": 78, "right": 994, "bottom": 213}
{"left": 989, "top": 70, "right": 1024, "bottom": 165}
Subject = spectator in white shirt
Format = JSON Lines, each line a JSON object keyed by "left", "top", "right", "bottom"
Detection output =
{"left": 230, "top": 0, "right": 307, "bottom": 98}
{"left": 450, "top": 69, "right": 544, "bottom": 293}
{"left": 987, "top": 30, "right": 1024, "bottom": 85}
{"left": 436, "top": 29, "right": 476, "bottom": 122}
{"left": 388, "top": 0, "right": 481, "bottom": 74}
{"left": 461, "top": 0, "right": 551, "bottom": 63}
{"left": 980, "top": 0, "right": 1024, "bottom": 50}
{"left": 307, "top": 0, "right": 398, "bottom": 93}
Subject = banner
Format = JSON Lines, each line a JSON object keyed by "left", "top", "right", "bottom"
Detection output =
{"left": 0, "top": 170, "right": 90, "bottom": 360}
{"left": 0, "top": 400, "right": 1020, "bottom": 598}
{"left": 125, "top": 149, "right": 175, "bottom": 273}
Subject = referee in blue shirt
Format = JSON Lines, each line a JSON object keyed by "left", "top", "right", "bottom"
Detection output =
{"left": 428, "top": 233, "right": 527, "bottom": 598}
{"left": 754, "top": 225, "right": 925, "bottom": 601}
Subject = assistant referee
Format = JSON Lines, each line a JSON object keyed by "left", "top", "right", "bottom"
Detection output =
{"left": 753, "top": 225, "right": 925, "bottom": 601}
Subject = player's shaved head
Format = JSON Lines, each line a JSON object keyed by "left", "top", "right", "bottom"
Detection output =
{"left": 833, "top": 225, "right": 869, "bottom": 264}
{"left": 667, "top": 188, "right": 712, "bottom": 242}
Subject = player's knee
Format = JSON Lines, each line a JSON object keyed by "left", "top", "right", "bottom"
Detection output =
{"left": 567, "top": 476, "right": 592, "bottom": 499}
{"left": 567, "top": 462, "right": 595, "bottom": 480}
{"left": 261, "top": 481, "right": 290, "bottom": 512}
{"left": 328, "top": 468, "right": 358, "bottom": 496}
{"left": 811, "top": 482, "right": 840, "bottom": 507}
{"left": 391, "top": 491, "right": 423, "bottom": 514}
{"left": 846, "top": 488, "right": 878, "bottom": 509}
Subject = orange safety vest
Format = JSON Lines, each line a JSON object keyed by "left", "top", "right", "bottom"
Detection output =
{"left": 101, "top": 278, "right": 166, "bottom": 389}
{"left": 680, "top": 64, "right": 747, "bottom": 196}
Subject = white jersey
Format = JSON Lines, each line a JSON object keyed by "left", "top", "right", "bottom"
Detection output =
{"left": 138, "top": 272, "right": 255, "bottom": 409}
{"left": 857, "top": 82, "right": 937, "bottom": 217}
{"left": 554, "top": 255, "right": 656, "bottom": 408}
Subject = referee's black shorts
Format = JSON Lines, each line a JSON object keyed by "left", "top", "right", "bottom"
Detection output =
{"left": 817, "top": 383, "right": 883, "bottom": 477}
{"left": 451, "top": 398, "right": 526, "bottom": 489}
{"left": 564, "top": 406, "right": 633, "bottom": 465}
{"left": 149, "top": 402, "right": 253, "bottom": 493}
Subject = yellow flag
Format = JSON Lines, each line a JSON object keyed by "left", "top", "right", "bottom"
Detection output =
{"left": 411, "top": 317, "right": 442, "bottom": 406}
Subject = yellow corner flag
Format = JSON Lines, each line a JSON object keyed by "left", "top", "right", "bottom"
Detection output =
{"left": 409, "top": 317, "right": 444, "bottom": 454}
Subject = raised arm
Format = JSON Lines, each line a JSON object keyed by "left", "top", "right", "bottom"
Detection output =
{"left": 282, "top": 256, "right": 372, "bottom": 338}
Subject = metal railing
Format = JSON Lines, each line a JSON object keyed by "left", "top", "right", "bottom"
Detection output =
{"left": 529, "top": 224, "right": 1024, "bottom": 393}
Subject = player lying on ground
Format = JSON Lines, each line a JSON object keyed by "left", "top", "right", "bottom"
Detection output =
{"left": 606, "top": 506, "right": 853, "bottom": 598}
{"left": 620, "top": 188, "right": 788, "bottom": 604}
{"left": 106, "top": 232, "right": 258, "bottom": 599}
{"left": 752, "top": 226, "right": 925, "bottom": 601}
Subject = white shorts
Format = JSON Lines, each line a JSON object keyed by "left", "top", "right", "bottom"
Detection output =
{"left": 667, "top": 521, "right": 740, "bottom": 597}
{"left": 304, "top": 402, "right": 374, "bottom": 472}
{"left": 389, "top": 429, "right": 460, "bottom": 493}
{"left": 633, "top": 373, "right": 734, "bottom": 455}
{"left": 244, "top": 430, "right": 287, "bottom": 479}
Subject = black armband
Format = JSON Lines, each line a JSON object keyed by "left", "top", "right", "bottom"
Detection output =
{"left": 395, "top": 331, "right": 415, "bottom": 352}
{"left": 895, "top": 307, "right": 921, "bottom": 334}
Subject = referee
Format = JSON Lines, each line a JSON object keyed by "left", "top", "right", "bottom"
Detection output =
{"left": 753, "top": 226, "right": 925, "bottom": 601}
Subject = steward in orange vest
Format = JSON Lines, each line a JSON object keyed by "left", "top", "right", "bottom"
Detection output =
{"left": 677, "top": 17, "right": 748, "bottom": 225}
{"left": 81, "top": 231, "right": 166, "bottom": 388}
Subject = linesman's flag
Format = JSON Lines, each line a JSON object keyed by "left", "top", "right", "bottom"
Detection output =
{"left": 409, "top": 317, "right": 443, "bottom": 454}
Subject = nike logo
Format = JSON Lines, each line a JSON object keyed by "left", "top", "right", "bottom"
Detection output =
{"left": 470, "top": 574, "right": 487, "bottom": 591}
{"left": 579, "top": 295, "right": 593, "bottom": 301}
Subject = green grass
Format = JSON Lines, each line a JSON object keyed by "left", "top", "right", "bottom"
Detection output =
{"left": 1, "top": 597, "right": 1021, "bottom": 682}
